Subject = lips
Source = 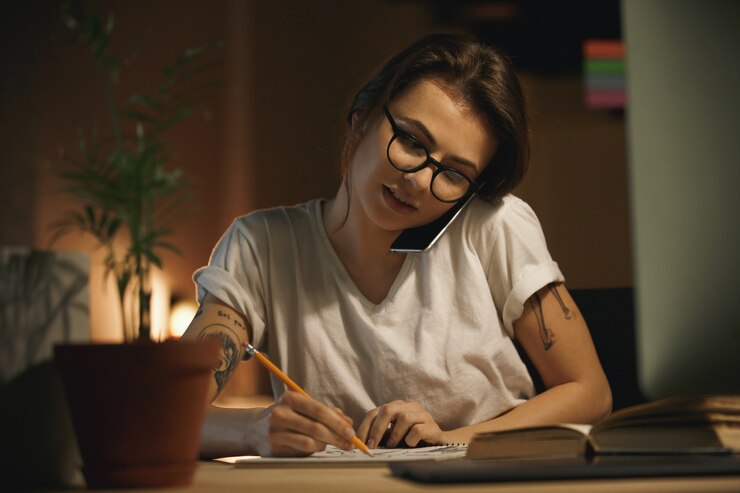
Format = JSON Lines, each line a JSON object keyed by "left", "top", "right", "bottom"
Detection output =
{"left": 382, "top": 185, "right": 417, "bottom": 213}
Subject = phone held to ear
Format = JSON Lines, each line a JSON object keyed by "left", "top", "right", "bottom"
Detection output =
{"left": 390, "top": 194, "right": 475, "bottom": 253}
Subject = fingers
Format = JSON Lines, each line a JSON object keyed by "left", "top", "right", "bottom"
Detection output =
{"left": 359, "top": 400, "right": 444, "bottom": 449}
{"left": 265, "top": 429, "right": 327, "bottom": 457}
{"left": 385, "top": 408, "right": 426, "bottom": 447}
{"left": 361, "top": 400, "right": 414, "bottom": 449}
{"left": 333, "top": 407, "right": 354, "bottom": 427}
{"left": 366, "top": 401, "right": 402, "bottom": 448}
{"left": 356, "top": 408, "right": 378, "bottom": 444}
{"left": 270, "top": 391, "right": 356, "bottom": 452}
{"left": 402, "top": 423, "right": 433, "bottom": 448}
{"left": 280, "top": 392, "right": 356, "bottom": 445}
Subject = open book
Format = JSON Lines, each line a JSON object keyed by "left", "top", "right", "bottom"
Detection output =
{"left": 467, "top": 395, "right": 740, "bottom": 460}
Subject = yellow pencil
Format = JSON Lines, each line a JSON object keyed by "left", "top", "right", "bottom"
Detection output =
{"left": 243, "top": 342, "right": 373, "bottom": 456}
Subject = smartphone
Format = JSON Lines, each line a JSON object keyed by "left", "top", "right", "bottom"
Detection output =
{"left": 390, "top": 194, "right": 475, "bottom": 253}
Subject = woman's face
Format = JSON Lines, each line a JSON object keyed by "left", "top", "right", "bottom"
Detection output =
{"left": 349, "top": 79, "right": 498, "bottom": 234}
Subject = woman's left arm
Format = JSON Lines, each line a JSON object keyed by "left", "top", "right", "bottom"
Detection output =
{"left": 357, "top": 282, "right": 612, "bottom": 448}
{"left": 447, "top": 282, "right": 612, "bottom": 444}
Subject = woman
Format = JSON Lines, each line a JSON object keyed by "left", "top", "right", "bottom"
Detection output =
{"left": 182, "top": 32, "right": 612, "bottom": 458}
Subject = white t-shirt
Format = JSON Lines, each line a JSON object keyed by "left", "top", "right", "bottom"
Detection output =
{"left": 194, "top": 194, "right": 563, "bottom": 430}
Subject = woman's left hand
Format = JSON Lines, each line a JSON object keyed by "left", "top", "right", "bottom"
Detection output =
{"left": 356, "top": 400, "right": 447, "bottom": 449}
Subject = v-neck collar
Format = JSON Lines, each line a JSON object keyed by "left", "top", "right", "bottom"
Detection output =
{"left": 312, "top": 199, "right": 414, "bottom": 311}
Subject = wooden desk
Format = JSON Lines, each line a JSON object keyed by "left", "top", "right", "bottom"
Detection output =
{"left": 60, "top": 461, "right": 738, "bottom": 493}
{"left": 33, "top": 459, "right": 740, "bottom": 492}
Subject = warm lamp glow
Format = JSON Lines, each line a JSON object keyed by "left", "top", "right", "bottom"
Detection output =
{"left": 151, "top": 270, "right": 170, "bottom": 341}
{"left": 88, "top": 261, "right": 170, "bottom": 342}
{"left": 169, "top": 299, "right": 198, "bottom": 338}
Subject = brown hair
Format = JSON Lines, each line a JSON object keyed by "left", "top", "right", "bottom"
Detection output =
{"left": 341, "top": 32, "right": 529, "bottom": 202}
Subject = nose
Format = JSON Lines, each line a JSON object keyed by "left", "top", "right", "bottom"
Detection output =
{"left": 402, "top": 165, "right": 434, "bottom": 191}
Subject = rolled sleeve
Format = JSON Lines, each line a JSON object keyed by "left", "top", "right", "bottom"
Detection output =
{"left": 502, "top": 261, "right": 564, "bottom": 336}
{"left": 481, "top": 198, "right": 565, "bottom": 337}
{"left": 193, "top": 218, "right": 268, "bottom": 349}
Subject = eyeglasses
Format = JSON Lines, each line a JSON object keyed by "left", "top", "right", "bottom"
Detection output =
{"left": 384, "top": 105, "right": 479, "bottom": 203}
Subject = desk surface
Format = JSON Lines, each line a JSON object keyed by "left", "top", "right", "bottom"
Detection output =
{"left": 60, "top": 461, "right": 739, "bottom": 493}
{"left": 32, "top": 460, "right": 740, "bottom": 492}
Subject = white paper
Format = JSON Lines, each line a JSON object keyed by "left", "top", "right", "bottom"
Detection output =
{"left": 217, "top": 444, "right": 468, "bottom": 467}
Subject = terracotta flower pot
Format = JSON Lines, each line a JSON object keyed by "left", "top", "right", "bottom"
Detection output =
{"left": 54, "top": 340, "right": 220, "bottom": 488}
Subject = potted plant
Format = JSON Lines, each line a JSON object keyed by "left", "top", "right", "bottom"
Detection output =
{"left": 50, "top": 1, "right": 219, "bottom": 488}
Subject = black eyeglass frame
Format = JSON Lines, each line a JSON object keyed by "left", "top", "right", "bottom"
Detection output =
{"left": 383, "top": 105, "right": 481, "bottom": 204}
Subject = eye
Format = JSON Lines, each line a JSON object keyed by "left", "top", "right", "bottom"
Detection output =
{"left": 397, "top": 131, "right": 424, "bottom": 151}
{"left": 440, "top": 170, "right": 467, "bottom": 185}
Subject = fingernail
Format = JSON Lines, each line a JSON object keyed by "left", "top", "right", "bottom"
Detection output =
{"left": 367, "top": 438, "right": 375, "bottom": 449}
{"left": 343, "top": 427, "right": 355, "bottom": 440}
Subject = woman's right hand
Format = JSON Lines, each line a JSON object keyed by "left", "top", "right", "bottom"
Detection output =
{"left": 247, "top": 390, "right": 357, "bottom": 457}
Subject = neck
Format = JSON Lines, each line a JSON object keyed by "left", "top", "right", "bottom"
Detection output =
{"left": 322, "top": 182, "right": 403, "bottom": 267}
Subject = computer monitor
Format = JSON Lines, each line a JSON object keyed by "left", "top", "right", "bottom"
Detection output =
{"left": 623, "top": 0, "right": 740, "bottom": 399}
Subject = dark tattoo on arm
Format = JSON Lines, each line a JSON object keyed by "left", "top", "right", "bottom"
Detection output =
{"left": 548, "top": 283, "right": 574, "bottom": 320}
{"left": 530, "top": 293, "right": 556, "bottom": 350}
{"left": 217, "top": 309, "right": 247, "bottom": 334}
{"left": 198, "top": 324, "right": 241, "bottom": 392}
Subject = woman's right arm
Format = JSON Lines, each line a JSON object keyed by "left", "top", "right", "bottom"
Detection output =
{"left": 180, "top": 293, "right": 357, "bottom": 458}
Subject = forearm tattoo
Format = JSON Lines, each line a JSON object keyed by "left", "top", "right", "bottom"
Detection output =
{"left": 530, "top": 292, "right": 556, "bottom": 350}
{"left": 198, "top": 324, "right": 240, "bottom": 392}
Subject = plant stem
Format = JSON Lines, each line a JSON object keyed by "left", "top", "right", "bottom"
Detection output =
{"left": 138, "top": 268, "right": 151, "bottom": 342}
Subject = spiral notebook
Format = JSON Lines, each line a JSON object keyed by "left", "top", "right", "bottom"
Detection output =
{"left": 216, "top": 444, "right": 467, "bottom": 468}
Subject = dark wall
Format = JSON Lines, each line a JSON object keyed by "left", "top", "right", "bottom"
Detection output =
{"left": 1, "top": 1, "right": 634, "bottom": 398}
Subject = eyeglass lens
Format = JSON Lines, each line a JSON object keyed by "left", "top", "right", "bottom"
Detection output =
{"left": 388, "top": 133, "right": 470, "bottom": 202}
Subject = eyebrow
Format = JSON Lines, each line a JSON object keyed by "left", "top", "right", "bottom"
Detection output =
{"left": 401, "top": 117, "right": 479, "bottom": 172}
